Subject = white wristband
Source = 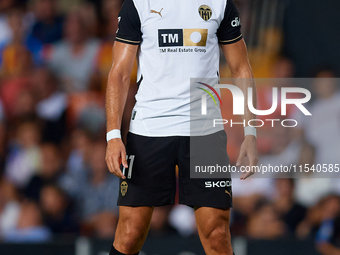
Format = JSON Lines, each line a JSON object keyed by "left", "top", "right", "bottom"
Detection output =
{"left": 244, "top": 126, "right": 257, "bottom": 138}
{"left": 106, "top": 129, "right": 121, "bottom": 142}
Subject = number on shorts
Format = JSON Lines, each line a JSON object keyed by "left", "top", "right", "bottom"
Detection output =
{"left": 122, "top": 155, "right": 135, "bottom": 179}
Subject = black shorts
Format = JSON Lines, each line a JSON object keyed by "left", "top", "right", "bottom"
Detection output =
{"left": 117, "top": 130, "right": 232, "bottom": 208}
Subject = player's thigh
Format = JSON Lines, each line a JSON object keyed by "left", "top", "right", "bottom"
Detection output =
{"left": 194, "top": 206, "right": 231, "bottom": 238}
{"left": 115, "top": 206, "right": 154, "bottom": 237}
{"left": 114, "top": 206, "right": 153, "bottom": 253}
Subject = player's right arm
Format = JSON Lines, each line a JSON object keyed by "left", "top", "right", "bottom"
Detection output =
{"left": 105, "top": 0, "right": 141, "bottom": 179}
{"left": 105, "top": 42, "right": 138, "bottom": 179}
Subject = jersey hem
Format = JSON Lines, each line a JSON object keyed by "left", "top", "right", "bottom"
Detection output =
{"left": 128, "top": 128, "right": 224, "bottom": 138}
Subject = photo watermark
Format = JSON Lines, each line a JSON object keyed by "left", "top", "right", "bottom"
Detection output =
{"left": 189, "top": 78, "right": 340, "bottom": 179}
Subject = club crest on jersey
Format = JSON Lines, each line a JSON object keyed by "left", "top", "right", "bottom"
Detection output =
{"left": 121, "top": 181, "right": 128, "bottom": 196}
{"left": 198, "top": 5, "right": 212, "bottom": 21}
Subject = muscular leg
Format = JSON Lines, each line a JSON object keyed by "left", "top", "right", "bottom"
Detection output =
{"left": 113, "top": 206, "right": 153, "bottom": 254}
{"left": 195, "top": 207, "right": 233, "bottom": 255}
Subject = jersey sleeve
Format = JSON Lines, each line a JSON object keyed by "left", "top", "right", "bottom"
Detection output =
{"left": 115, "top": 0, "right": 142, "bottom": 45}
{"left": 217, "top": 0, "right": 243, "bottom": 45}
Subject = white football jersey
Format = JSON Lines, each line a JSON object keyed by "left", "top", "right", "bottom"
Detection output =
{"left": 116, "top": 0, "right": 242, "bottom": 136}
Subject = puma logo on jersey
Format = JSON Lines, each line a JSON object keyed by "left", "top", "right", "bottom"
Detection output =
{"left": 151, "top": 8, "right": 163, "bottom": 17}
{"left": 231, "top": 17, "right": 241, "bottom": 27}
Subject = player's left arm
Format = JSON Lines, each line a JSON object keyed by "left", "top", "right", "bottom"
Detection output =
{"left": 221, "top": 39, "right": 258, "bottom": 180}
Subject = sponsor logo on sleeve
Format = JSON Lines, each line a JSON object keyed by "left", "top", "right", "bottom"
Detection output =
{"left": 231, "top": 17, "right": 241, "bottom": 27}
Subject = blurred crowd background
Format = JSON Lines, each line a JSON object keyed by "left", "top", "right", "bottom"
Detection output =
{"left": 0, "top": 0, "right": 339, "bottom": 254}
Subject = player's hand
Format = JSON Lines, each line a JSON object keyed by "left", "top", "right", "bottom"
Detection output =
{"left": 236, "top": 135, "right": 258, "bottom": 180}
{"left": 105, "top": 138, "right": 128, "bottom": 179}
